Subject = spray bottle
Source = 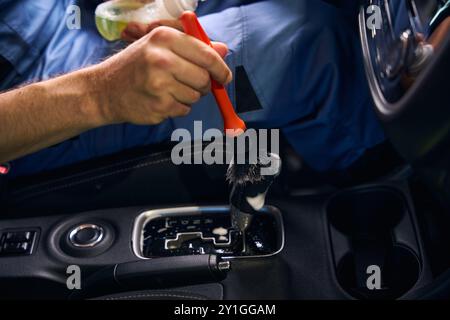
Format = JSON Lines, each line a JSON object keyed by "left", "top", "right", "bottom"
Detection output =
{"left": 95, "top": 0, "right": 201, "bottom": 41}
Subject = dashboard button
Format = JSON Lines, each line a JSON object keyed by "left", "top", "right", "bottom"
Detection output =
{"left": 2, "top": 241, "right": 29, "bottom": 254}
{"left": 69, "top": 224, "right": 104, "bottom": 248}
{"left": 0, "top": 230, "right": 36, "bottom": 256}
{"left": 5, "top": 231, "right": 32, "bottom": 242}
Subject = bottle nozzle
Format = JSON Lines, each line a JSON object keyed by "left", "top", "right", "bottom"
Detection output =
{"left": 161, "top": 0, "right": 199, "bottom": 19}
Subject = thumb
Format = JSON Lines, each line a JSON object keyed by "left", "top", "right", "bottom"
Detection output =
{"left": 211, "top": 42, "right": 229, "bottom": 59}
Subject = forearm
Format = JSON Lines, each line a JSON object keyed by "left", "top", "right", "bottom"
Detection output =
{"left": 0, "top": 67, "right": 107, "bottom": 163}
{"left": 0, "top": 25, "right": 232, "bottom": 165}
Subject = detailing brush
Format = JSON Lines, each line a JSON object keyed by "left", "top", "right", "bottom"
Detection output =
{"left": 180, "top": 11, "right": 246, "bottom": 134}
{"left": 180, "top": 12, "right": 281, "bottom": 238}
{"left": 227, "top": 153, "right": 282, "bottom": 238}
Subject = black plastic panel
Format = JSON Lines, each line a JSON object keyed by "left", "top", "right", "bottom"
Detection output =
{"left": 327, "top": 186, "right": 425, "bottom": 299}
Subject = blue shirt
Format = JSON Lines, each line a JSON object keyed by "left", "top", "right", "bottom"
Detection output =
{"left": 0, "top": 0, "right": 385, "bottom": 177}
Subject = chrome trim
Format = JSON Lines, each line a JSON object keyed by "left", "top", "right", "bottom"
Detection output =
{"left": 69, "top": 224, "right": 104, "bottom": 248}
{"left": 359, "top": 6, "right": 392, "bottom": 116}
{"left": 131, "top": 205, "right": 285, "bottom": 260}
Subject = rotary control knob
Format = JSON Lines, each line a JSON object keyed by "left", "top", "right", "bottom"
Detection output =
{"left": 68, "top": 224, "right": 104, "bottom": 248}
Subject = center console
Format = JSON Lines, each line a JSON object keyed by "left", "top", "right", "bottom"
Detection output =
{"left": 0, "top": 181, "right": 435, "bottom": 300}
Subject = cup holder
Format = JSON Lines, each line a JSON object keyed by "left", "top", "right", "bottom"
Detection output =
{"left": 327, "top": 187, "right": 421, "bottom": 299}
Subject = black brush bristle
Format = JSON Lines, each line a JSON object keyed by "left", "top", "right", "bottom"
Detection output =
{"left": 226, "top": 162, "right": 265, "bottom": 186}
{"left": 226, "top": 134, "right": 267, "bottom": 186}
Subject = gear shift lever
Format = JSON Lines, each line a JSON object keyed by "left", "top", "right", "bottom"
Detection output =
{"left": 227, "top": 153, "right": 282, "bottom": 248}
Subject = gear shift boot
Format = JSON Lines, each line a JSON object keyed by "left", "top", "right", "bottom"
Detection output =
{"left": 133, "top": 206, "right": 284, "bottom": 259}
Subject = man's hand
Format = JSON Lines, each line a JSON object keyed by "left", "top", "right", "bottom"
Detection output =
{"left": 122, "top": 20, "right": 184, "bottom": 43}
{"left": 122, "top": 20, "right": 229, "bottom": 57}
{"left": 0, "top": 24, "right": 231, "bottom": 163}
{"left": 95, "top": 25, "right": 231, "bottom": 125}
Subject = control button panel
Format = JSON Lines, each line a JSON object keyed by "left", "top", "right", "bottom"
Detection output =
{"left": 0, "top": 229, "right": 37, "bottom": 257}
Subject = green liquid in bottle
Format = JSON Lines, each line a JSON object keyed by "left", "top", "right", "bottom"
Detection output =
{"left": 95, "top": 1, "right": 156, "bottom": 41}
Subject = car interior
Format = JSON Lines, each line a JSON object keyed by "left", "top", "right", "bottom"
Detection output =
{"left": 0, "top": 0, "right": 449, "bottom": 300}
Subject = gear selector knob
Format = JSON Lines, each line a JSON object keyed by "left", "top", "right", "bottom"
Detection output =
{"left": 228, "top": 153, "right": 282, "bottom": 234}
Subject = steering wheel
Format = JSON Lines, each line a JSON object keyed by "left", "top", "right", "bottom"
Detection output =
{"left": 359, "top": 0, "right": 450, "bottom": 207}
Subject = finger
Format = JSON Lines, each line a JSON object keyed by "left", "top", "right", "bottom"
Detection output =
{"left": 150, "top": 95, "right": 191, "bottom": 120}
{"left": 147, "top": 19, "right": 184, "bottom": 33}
{"left": 167, "top": 99, "right": 192, "bottom": 118}
{"left": 121, "top": 30, "right": 139, "bottom": 43}
{"left": 123, "top": 20, "right": 184, "bottom": 42}
{"left": 165, "top": 51, "right": 211, "bottom": 95}
{"left": 169, "top": 32, "right": 232, "bottom": 85}
{"left": 169, "top": 80, "right": 202, "bottom": 106}
{"left": 123, "top": 22, "right": 150, "bottom": 39}
{"left": 211, "top": 42, "right": 229, "bottom": 59}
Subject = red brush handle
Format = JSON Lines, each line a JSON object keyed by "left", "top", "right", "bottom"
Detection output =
{"left": 180, "top": 11, "right": 246, "bottom": 134}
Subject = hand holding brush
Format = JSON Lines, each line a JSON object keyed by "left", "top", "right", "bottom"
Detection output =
{"left": 180, "top": 11, "right": 281, "bottom": 239}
